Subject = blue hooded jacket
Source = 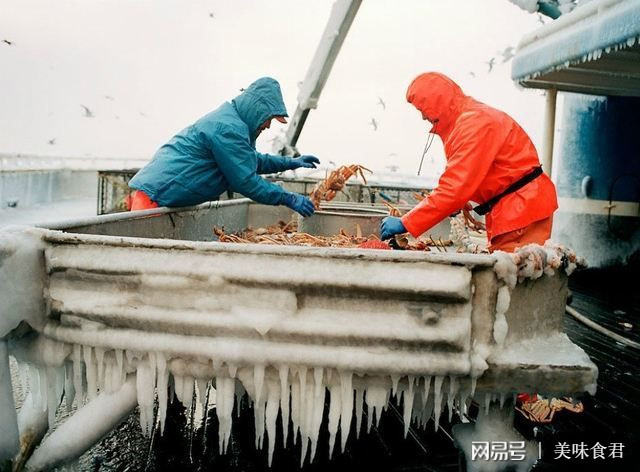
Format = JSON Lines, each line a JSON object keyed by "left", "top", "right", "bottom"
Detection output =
{"left": 129, "top": 77, "right": 298, "bottom": 207}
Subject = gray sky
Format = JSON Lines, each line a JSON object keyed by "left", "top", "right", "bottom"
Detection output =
{"left": 0, "top": 0, "right": 546, "bottom": 178}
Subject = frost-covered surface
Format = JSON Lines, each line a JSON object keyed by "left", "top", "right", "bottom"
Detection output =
{"left": 0, "top": 224, "right": 594, "bottom": 466}
{"left": 489, "top": 332, "right": 593, "bottom": 367}
{"left": 0, "top": 226, "right": 46, "bottom": 338}
{"left": 512, "top": 0, "right": 640, "bottom": 81}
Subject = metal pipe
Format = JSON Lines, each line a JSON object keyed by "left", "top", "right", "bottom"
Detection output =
{"left": 12, "top": 393, "right": 51, "bottom": 471}
{"left": 566, "top": 305, "right": 640, "bottom": 350}
{"left": 25, "top": 376, "right": 138, "bottom": 471}
{"left": 541, "top": 88, "right": 557, "bottom": 178}
{"left": 0, "top": 340, "right": 20, "bottom": 463}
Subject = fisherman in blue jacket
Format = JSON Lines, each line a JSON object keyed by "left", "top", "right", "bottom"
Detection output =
{"left": 128, "top": 77, "right": 319, "bottom": 216}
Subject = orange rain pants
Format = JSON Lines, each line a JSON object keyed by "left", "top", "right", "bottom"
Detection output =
{"left": 488, "top": 216, "right": 553, "bottom": 253}
{"left": 128, "top": 190, "right": 159, "bottom": 211}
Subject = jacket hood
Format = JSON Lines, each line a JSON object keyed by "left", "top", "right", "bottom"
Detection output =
{"left": 406, "top": 72, "right": 467, "bottom": 138}
{"left": 232, "top": 77, "right": 288, "bottom": 137}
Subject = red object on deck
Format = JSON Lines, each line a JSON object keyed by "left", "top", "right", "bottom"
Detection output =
{"left": 357, "top": 240, "right": 391, "bottom": 250}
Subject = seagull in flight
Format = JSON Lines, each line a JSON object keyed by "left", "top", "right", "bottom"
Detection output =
{"left": 369, "top": 118, "right": 378, "bottom": 131}
{"left": 377, "top": 97, "right": 386, "bottom": 110}
{"left": 468, "top": 71, "right": 476, "bottom": 78}
{"left": 209, "top": 12, "right": 215, "bottom": 18}
{"left": 81, "top": 105, "right": 94, "bottom": 118}
{"left": 3, "top": 39, "right": 13, "bottom": 46}
{"left": 48, "top": 138, "right": 56, "bottom": 145}
{"left": 485, "top": 57, "right": 496, "bottom": 73}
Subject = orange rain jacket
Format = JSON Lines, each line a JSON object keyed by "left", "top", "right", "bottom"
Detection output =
{"left": 401, "top": 72, "right": 558, "bottom": 241}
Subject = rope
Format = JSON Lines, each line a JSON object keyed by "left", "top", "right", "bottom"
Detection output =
{"left": 566, "top": 305, "right": 640, "bottom": 350}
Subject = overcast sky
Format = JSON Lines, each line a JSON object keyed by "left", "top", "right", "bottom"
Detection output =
{"left": 0, "top": 0, "right": 547, "bottom": 178}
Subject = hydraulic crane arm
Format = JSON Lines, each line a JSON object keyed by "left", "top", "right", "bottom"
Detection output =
{"left": 275, "top": 0, "right": 362, "bottom": 156}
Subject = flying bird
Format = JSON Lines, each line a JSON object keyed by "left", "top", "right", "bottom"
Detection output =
{"left": 377, "top": 97, "right": 386, "bottom": 110}
{"left": 81, "top": 105, "right": 94, "bottom": 118}
{"left": 209, "top": 12, "right": 215, "bottom": 18}
{"left": 498, "top": 46, "right": 515, "bottom": 63}
{"left": 485, "top": 57, "right": 496, "bottom": 73}
{"left": 104, "top": 95, "right": 114, "bottom": 100}
{"left": 3, "top": 39, "right": 13, "bottom": 46}
{"left": 139, "top": 111, "right": 148, "bottom": 118}
{"left": 468, "top": 71, "right": 476, "bottom": 78}
{"left": 369, "top": 118, "right": 378, "bottom": 131}
{"left": 48, "top": 138, "right": 56, "bottom": 145}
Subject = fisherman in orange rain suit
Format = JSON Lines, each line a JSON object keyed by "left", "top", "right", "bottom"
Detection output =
{"left": 380, "top": 72, "right": 558, "bottom": 252}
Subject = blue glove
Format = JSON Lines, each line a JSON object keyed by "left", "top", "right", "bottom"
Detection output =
{"left": 290, "top": 155, "right": 320, "bottom": 169}
{"left": 380, "top": 216, "right": 407, "bottom": 240}
{"left": 280, "top": 192, "right": 315, "bottom": 217}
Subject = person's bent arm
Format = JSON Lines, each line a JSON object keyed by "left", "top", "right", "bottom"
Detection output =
{"left": 256, "top": 153, "right": 320, "bottom": 174}
{"left": 205, "top": 127, "right": 314, "bottom": 216}
{"left": 401, "top": 114, "right": 503, "bottom": 238}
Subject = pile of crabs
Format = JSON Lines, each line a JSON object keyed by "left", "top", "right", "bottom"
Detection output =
{"left": 215, "top": 164, "right": 485, "bottom": 252}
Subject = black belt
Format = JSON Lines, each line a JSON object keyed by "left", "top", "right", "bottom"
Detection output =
{"left": 473, "top": 166, "right": 543, "bottom": 216}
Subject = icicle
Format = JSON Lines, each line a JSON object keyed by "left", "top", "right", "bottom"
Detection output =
{"left": 72, "top": 344, "right": 84, "bottom": 406}
{"left": 499, "top": 392, "right": 506, "bottom": 408}
{"left": 279, "top": 365, "right": 290, "bottom": 445}
{"left": 390, "top": 374, "right": 400, "bottom": 397}
{"left": 253, "top": 372, "right": 266, "bottom": 451}
{"left": 254, "top": 364, "right": 265, "bottom": 408}
{"left": 136, "top": 362, "right": 154, "bottom": 436}
{"left": 46, "top": 367, "right": 63, "bottom": 427}
{"left": 82, "top": 345, "right": 97, "bottom": 400}
{"left": 182, "top": 377, "right": 194, "bottom": 412}
{"left": 216, "top": 376, "right": 226, "bottom": 454}
{"left": 309, "top": 368, "right": 325, "bottom": 463}
{"left": 228, "top": 363, "right": 237, "bottom": 378}
{"left": 104, "top": 359, "right": 113, "bottom": 394}
{"left": 470, "top": 376, "right": 477, "bottom": 398}
{"left": 299, "top": 374, "right": 315, "bottom": 466}
{"left": 290, "top": 373, "right": 301, "bottom": 445}
{"left": 297, "top": 366, "right": 307, "bottom": 442}
{"left": 484, "top": 393, "right": 491, "bottom": 415}
{"left": 234, "top": 381, "right": 244, "bottom": 418}
{"left": 327, "top": 381, "right": 341, "bottom": 458}
{"left": 115, "top": 349, "right": 124, "bottom": 385}
{"left": 403, "top": 376, "right": 415, "bottom": 438}
{"left": 265, "top": 377, "right": 280, "bottom": 467}
{"left": 64, "top": 361, "right": 75, "bottom": 412}
{"left": 423, "top": 376, "right": 432, "bottom": 407}
{"left": 354, "top": 387, "right": 364, "bottom": 439}
{"left": 339, "top": 371, "right": 353, "bottom": 452}
{"left": 447, "top": 376, "right": 459, "bottom": 422}
{"left": 174, "top": 374, "right": 185, "bottom": 405}
{"left": 197, "top": 379, "right": 208, "bottom": 410}
{"left": 215, "top": 375, "right": 235, "bottom": 454}
{"left": 95, "top": 347, "right": 105, "bottom": 390}
{"left": 155, "top": 353, "right": 168, "bottom": 434}
{"left": 433, "top": 376, "right": 444, "bottom": 431}
{"left": 412, "top": 383, "right": 423, "bottom": 427}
